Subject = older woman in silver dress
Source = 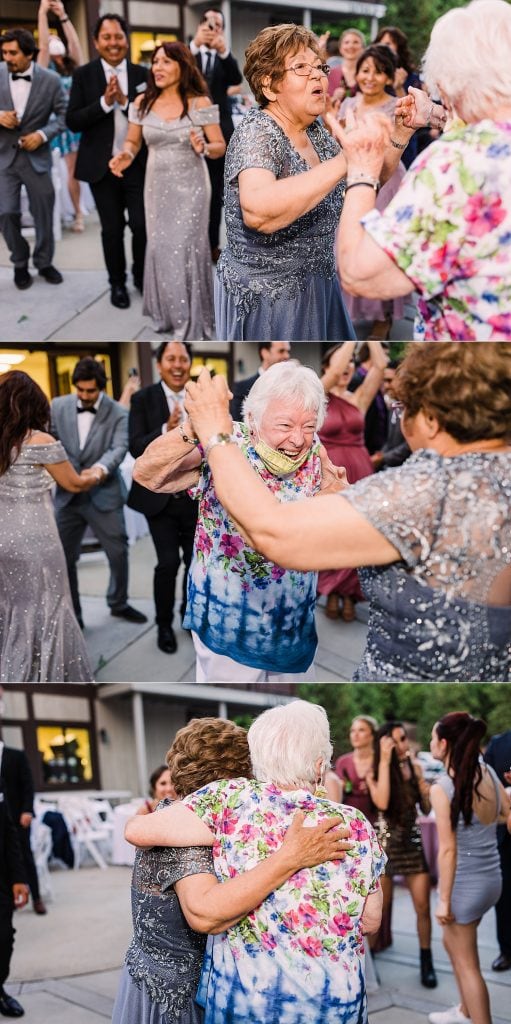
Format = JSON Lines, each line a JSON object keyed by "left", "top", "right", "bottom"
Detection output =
{"left": 182, "top": 343, "right": 511, "bottom": 681}
{"left": 0, "top": 371, "right": 96, "bottom": 681}
{"left": 215, "top": 23, "right": 414, "bottom": 340}
{"left": 109, "top": 42, "right": 225, "bottom": 339}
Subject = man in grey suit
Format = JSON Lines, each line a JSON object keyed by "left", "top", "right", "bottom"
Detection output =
{"left": 51, "top": 357, "right": 147, "bottom": 628}
{"left": 0, "top": 28, "right": 66, "bottom": 290}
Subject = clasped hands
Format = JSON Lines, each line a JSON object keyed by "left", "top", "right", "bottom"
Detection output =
{"left": 104, "top": 73, "right": 126, "bottom": 109}
{"left": 80, "top": 466, "right": 106, "bottom": 488}
{"left": 326, "top": 106, "right": 392, "bottom": 181}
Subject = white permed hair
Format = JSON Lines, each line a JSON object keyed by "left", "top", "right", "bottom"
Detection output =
{"left": 422, "top": 0, "right": 511, "bottom": 122}
{"left": 248, "top": 700, "right": 333, "bottom": 789}
{"left": 242, "top": 361, "right": 327, "bottom": 430}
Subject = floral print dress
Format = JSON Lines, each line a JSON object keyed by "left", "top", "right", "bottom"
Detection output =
{"left": 362, "top": 120, "right": 511, "bottom": 339}
{"left": 183, "top": 423, "right": 322, "bottom": 673}
{"left": 183, "top": 778, "right": 386, "bottom": 1024}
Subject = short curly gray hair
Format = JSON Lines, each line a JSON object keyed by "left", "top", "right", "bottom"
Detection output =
{"left": 242, "top": 360, "right": 327, "bottom": 430}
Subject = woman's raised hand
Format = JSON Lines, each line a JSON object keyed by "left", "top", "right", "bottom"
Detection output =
{"left": 184, "top": 369, "right": 233, "bottom": 445}
{"left": 379, "top": 735, "right": 395, "bottom": 764}
{"left": 325, "top": 107, "right": 390, "bottom": 179}
{"left": 395, "top": 85, "right": 432, "bottom": 129}
{"left": 281, "top": 811, "right": 354, "bottom": 869}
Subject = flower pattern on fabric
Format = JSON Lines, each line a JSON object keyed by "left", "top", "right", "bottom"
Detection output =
{"left": 184, "top": 778, "right": 385, "bottom": 1024}
{"left": 183, "top": 423, "right": 322, "bottom": 673}
{"left": 362, "top": 121, "right": 511, "bottom": 339}
{"left": 342, "top": 449, "right": 511, "bottom": 680}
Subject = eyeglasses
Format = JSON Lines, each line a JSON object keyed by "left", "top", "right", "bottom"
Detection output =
{"left": 285, "top": 61, "right": 330, "bottom": 78}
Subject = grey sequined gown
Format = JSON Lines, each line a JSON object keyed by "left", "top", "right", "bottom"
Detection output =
{"left": 215, "top": 108, "right": 356, "bottom": 341}
{"left": 342, "top": 449, "right": 511, "bottom": 681}
{"left": 112, "top": 838, "right": 215, "bottom": 1024}
{"left": 129, "top": 102, "right": 219, "bottom": 339}
{"left": 0, "top": 442, "right": 93, "bottom": 682}
{"left": 436, "top": 765, "right": 502, "bottom": 924}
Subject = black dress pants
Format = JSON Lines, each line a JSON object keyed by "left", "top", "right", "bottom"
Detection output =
{"left": 16, "top": 825, "right": 40, "bottom": 902}
{"left": 90, "top": 167, "right": 146, "bottom": 287}
{"left": 147, "top": 494, "right": 198, "bottom": 628}
{"left": 495, "top": 827, "right": 511, "bottom": 955}
{"left": 0, "top": 895, "right": 14, "bottom": 988}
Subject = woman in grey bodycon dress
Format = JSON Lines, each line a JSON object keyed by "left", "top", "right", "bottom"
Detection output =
{"left": 429, "top": 713, "right": 511, "bottom": 1024}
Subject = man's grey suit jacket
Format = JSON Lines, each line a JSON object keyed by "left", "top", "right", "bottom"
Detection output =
{"left": 0, "top": 62, "right": 67, "bottom": 173}
{"left": 50, "top": 393, "right": 129, "bottom": 512}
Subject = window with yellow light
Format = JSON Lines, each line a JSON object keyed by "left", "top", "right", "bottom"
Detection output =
{"left": 37, "top": 725, "right": 93, "bottom": 786}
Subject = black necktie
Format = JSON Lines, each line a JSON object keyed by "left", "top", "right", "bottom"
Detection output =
{"left": 203, "top": 51, "right": 213, "bottom": 79}
{"left": 77, "top": 406, "right": 97, "bottom": 414}
{"left": 11, "top": 73, "right": 32, "bottom": 82}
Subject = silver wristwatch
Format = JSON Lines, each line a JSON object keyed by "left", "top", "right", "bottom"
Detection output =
{"left": 204, "top": 433, "right": 235, "bottom": 458}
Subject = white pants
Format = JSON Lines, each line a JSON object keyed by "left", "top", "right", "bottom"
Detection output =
{"left": 192, "top": 632, "right": 317, "bottom": 683}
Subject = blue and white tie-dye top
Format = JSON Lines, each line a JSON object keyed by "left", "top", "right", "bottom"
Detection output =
{"left": 184, "top": 777, "right": 386, "bottom": 1024}
{"left": 183, "top": 423, "right": 322, "bottom": 673}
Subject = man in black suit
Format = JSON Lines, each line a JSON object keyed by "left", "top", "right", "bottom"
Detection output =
{"left": 190, "top": 9, "right": 242, "bottom": 260}
{"left": 230, "top": 342, "right": 291, "bottom": 421}
{"left": 66, "top": 14, "right": 148, "bottom": 309}
{"left": 128, "top": 342, "right": 198, "bottom": 655}
{"left": 484, "top": 730, "right": 511, "bottom": 972}
{"left": 0, "top": 743, "right": 44, "bottom": 918}
{"left": 0, "top": 782, "right": 28, "bottom": 1019}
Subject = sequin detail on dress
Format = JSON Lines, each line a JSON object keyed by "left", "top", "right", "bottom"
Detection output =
{"left": 343, "top": 449, "right": 511, "bottom": 680}
{"left": 0, "top": 442, "right": 93, "bottom": 682}
{"left": 215, "top": 108, "right": 355, "bottom": 340}
{"left": 129, "top": 102, "right": 219, "bottom": 339}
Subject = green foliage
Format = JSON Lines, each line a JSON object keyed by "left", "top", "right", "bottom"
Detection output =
{"left": 298, "top": 684, "right": 511, "bottom": 756}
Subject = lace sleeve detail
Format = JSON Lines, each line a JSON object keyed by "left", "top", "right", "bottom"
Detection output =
{"left": 23, "top": 441, "right": 69, "bottom": 464}
{"left": 225, "top": 108, "right": 286, "bottom": 184}
{"left": 342, "top": 450, "right": 442, "bottom": 567}
{"left": 134, "top": 844, "right": 214, "bottom": 894}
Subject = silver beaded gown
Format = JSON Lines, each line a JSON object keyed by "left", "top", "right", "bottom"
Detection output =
{"left": 215, "top": 107, "right": 356, "bottom": 341}
{"left": 112, "top": 829, "right": 215, "bottom": 1024}
{"left": 342, "top": 449, "right": 511, "bottom": 681}
{"left": 0, "top": 442, "right": 93, "bottom": 682}
{"left": 129, "top": 101, "right": 219, "bottom": 339}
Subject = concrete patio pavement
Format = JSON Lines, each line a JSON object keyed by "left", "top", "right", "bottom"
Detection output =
{"left": 76, "top": 533, "right": 369, "bottom": 681}
{"left": 0, "top": 209, "right": 417, "bottom": 343}
{"left": 7, "top": 863, "right": 511, "bottom": 1023}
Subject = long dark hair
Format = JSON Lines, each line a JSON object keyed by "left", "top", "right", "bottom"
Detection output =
{"left": 435, "top": 712, "right": 486, "bottom": 829}
{"left": 373, "top": 25, "right": 416, "bottom": 74}
{"left": 0, "top": 371, "right": 50, "bottom": 476}
{"left": 138, "top": 42, "right": 209, "bottom": 118}
{"left": 373, "top": 721, "right": 421, "bottom": 826}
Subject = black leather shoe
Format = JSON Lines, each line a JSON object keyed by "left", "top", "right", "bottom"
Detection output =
{"left": 158, "top": 626, "right": 177, "bottom": 654}
{"left": 492, "top": 953, "right": 511, "bottom": 971}
{"left": 133, "top": 277, "right": 143, "bottom": 292}
{"left": 420, "top": 948, "right": 437, "bottom": 988}
{"left": 111, "top": 284, "right": 130, "bottom": 308}
{"left": 33, "top": 898, "right": 47, "bottom": 915}
{"left": 0, "top": 990, "right": 24, "bottom": 1017}
{"left": 111, "top": 605, "right": 148, "bottom": 623}
{"left": 38, "top": 265, "right": 63, "bottom": 284}
{"left": 14, "top": 266, "right": 33, "bottom": 290}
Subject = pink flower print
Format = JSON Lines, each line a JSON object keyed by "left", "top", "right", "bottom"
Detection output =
{"left": 261, "top": 930, "right": 277, "bottom": 951}
{"left": 298, "top": 903, "right": 321, "bottom": 928}
{"left": 195, "top": 525, "right": 213, "bottom": 556}
{"left": 463, "top": 192, "right": 506, "bottom": 237}
{"left": 488, "top": 313, "right": 511, "bottom": 337}
{"left": 219, "top": 533, "right": 244, "bottom": 558}
{"left": 330, "top": 913, "right": 352, "bottom": 936}
{"left": 271, "top": 565, "right": 286, "bottom": 581}
{"left": 349, "top": 818, "right": 369, "bottom": 840}
{"left": 443, "top": 313, "right": 477, "bottom": 340}
{"left": 281, "top": 909, "right": 301, "bottom": 931}
{"left": 238, "top": 823, "right": 258, "bottom": 842}
{"left": 221, "top": 807, "right": 239, "bottom": 834}
{"left": 298, "top": 935, "right": 324, "bottom": 958}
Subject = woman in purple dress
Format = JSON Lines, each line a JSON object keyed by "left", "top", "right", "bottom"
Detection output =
{"left": 318, "top": 341, "right": 386, "bottom": 621}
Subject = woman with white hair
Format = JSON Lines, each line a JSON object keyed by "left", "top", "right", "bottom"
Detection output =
{"left": 126, "top": 700, "right": 385, "bottom": 1024}
{"left": 327, "top": 0, "right": 511, "bottom": 339}
{"left": 133, "top": 361, "right": 343, "bottom": 682}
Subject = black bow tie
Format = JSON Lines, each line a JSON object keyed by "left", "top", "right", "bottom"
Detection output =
{"left": 77, "top": 406, "right": 97, "bottom": 414}
{"left": 11, "top": 73, "right": 32, "bottom": 81}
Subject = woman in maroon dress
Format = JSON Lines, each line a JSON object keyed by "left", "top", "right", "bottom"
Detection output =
{"left": 318, "top": 341, "right": 387, "bottom": 621}
{"left": 335, "top": 715, "right": 378, "bottom": 823}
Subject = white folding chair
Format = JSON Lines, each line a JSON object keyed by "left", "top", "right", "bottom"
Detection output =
{"left": 31, "top": 820, "right": 54, "bottom": 901}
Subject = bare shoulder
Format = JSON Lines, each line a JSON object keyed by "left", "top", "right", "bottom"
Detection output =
{"left": 193, "top": 94, "right": 212, "bottom": 109}
{"left": 27, "top": 431, "right": 57, "bottom": 446}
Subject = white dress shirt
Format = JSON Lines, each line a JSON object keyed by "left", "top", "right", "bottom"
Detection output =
{"left": 100, "top": 58, "right": 129, "bottom": 154}
{"left": 160, "top": 382, "right": 186, "bottom": 434}
{"left": 189, "top": 41, "right": 231, "bottom": 67}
